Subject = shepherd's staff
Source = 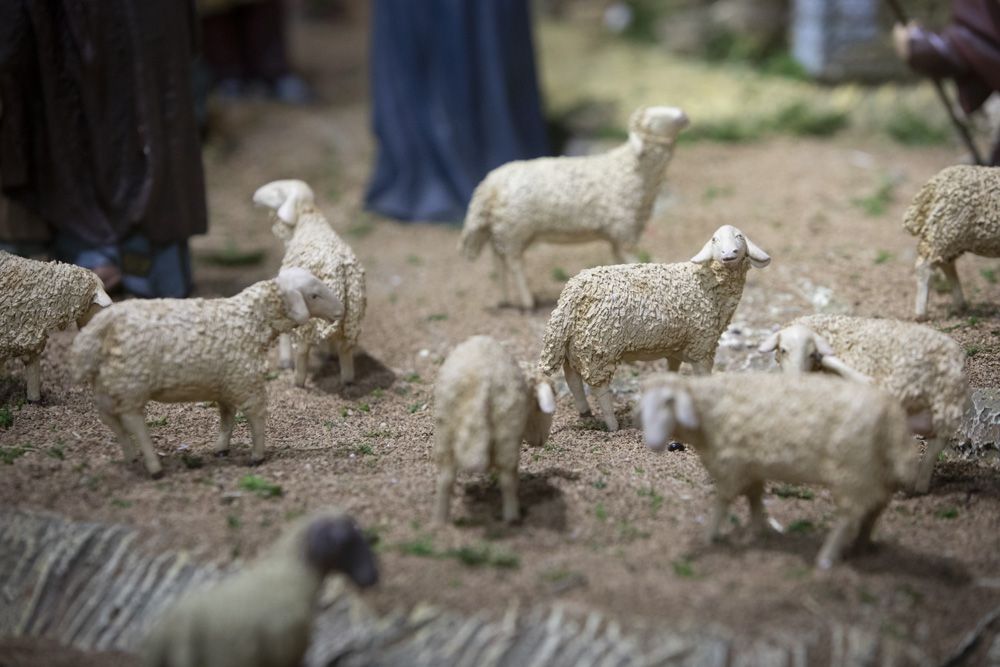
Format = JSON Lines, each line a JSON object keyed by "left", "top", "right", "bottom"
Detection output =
{"left": 886, "top": 0, "right": 984, "bottom": 165}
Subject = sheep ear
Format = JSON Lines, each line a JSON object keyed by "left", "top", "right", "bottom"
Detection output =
{"left": 279, "top": 284, "right": 311, "bottom": 325}
{"left": 690, "top": 239, "right": 713, "bottom": 264}
{"left": 92, "top": 287, "right": 112, "bottom": 307}
{"left": 758, "top": 331, "right": 780, "bottom": 353}
{"left": 536, "top": 382, "right": 556, "bottom": 414}
{"left": 813, "top": 333, "right": 835, "bottom": 357}
{"left": 277, "top": 194, "right": 300, "bottom": 224}
{"left": 745, "top": 237, "right": 771, "bottom": 268}
{"left": 674, "top": 389, "right": 699, "bottom": 429}
{"left": 820, "top": 355, "right": 873, "bottom": 384}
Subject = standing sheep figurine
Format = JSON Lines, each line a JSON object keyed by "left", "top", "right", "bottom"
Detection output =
{"left": 539, "top": 225, "right": 770, "bottom": 431}
{"left": 758, "top": 314, "right": 970, "bottom": 493}
{"left": 141, "top": 510, "right": 378, "bottom": 667}
{"left": 639, "top": 373, "right": 919, "bottom": 569}
{"left": 0, "top": 251, "right": 112, "bottom": 403}
{"left": 71, "top": 268, "right": 342, "bottom": 478}
{"left": 460, "top": 106, "right": 689, "bottom": 310}
{"left": 903, "top": 165, "right": 1000, "bottom": 320}
{"left": 433, "top": 336, "right": 556, "bottom": 524}
{"left": 254, "top": 179, "right": 367, "bottom": 386}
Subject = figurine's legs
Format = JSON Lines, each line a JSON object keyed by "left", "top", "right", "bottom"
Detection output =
{"left": 940, "top": 259, "right": 966, "bottom": 311}
{"left": 338, "top": 341, "right": 355, "bottom": 384}
{"left": 119, "top": 410, "right": 163, "bottom": 478}
{"left": 592, "top": 383, "right": 618, "bottom": 431}
{"left": 98, "top": 408, "right": 137, "bottom": 462}
{"left": 23, "top": 356, "right": 41, "bottom": 403}
{"left": 853, "top": 502, "right": 887, "bottom": 552}
{"left": 816, "top": 513, "right": 862, "bottom": 570}
{"left": 507, "top": 254, "right": 534, "bottom": 311}
{"left": 277, "top": 334, "right": 294, "bottom": 370}
{"left": 611, "top": 242, "right": 639, "bottom": 264}
{"left": 294, "top": 341, "right": 310, "bottom": 388}
{"left": 492, "top": 248, "right": 511, "bottom": 306}
{"left": 433, "top": 462, "right": 456, "bottom": 524}
{"left": 746, "top": 481, "right": 781, "bottom": 537}
{"left": 914, "top": 260, "right": 932, "bottom": 321}
{"left": 707, "top": 491, "right": 735, "bottom": 542}
{"left": 214, "top": 403, "right": 236, "bottom": 456}
{"left": 914, "top": 436, "right": 946, "bottom": 494}
{"left": 667, "top": 357, "right": 681, "bottom": 373}
{"left": 245, "top": 404, "right": 268, "bottom": 465}
{"left": 498, "top": 464, "right": 520, "bottom": 523}
{"left": 564, "top": 361, "right": 591, "bottom": 416}
{"left": 691, "top": 358, "right": 714, "bottom": 375}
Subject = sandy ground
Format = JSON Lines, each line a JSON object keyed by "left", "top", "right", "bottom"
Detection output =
{"left": 3, "top": 7, "right": 1000, "bottom": 664}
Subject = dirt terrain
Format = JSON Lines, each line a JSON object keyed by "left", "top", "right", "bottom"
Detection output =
{"left": 3, "top": 7, "right": 1000, "bottom": 664}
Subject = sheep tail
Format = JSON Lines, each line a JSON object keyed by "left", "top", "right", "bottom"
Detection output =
{"left": 459, "top": 181, "right": 494, "bottom": 260}
{"left": 538, "top": 298, "right": 573, "bottom": 377}
{"left": 902, "top": 178, "right": 937, "bottom": 236}
{"left": 70, "top": 312, "right": 112, "bottom": 385}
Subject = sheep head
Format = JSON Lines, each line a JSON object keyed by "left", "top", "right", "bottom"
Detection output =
{"left": 524, "top": 375, "right": 557, "bottom": 447}
{"left": 628, "top": 106, "right": 689, "bottom": 153}
{"left": 303, "top": 514, "right": 379, "bottom": 588}
{"left": 638, "top": 380, "right": 699, "bottom": 452}
{"left": 690, "top": 225, "right": 771, "bottom": 269}
{"left": 76, "top": 279, "right": 113, "bottom": 328}
{"left": 253, "top": 179, "right": 316, "bottom": 226}
{"left": 275, "top": 267, "right": 343, "bottom": 325}
{"left": 758, "top": 324, "right": 873, "bottom": 384}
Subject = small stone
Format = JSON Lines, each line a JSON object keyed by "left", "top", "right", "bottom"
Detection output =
{"left": 668, "top": 442, "right": 685, "bottom": 452}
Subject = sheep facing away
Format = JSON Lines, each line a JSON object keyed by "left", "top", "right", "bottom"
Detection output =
{"left": 254, "top": 179, "right": 366, "bottom": 386}
{"left": 758, "top": 314, "right": 970, "bottom": 494}
{"left": 539, "top": 224, "right": 770, "bottom": 431}
{"left": 433, "top": 336, "right": 556, "bottom": 524}
{"left": 902, "top": 165, "right": 1000, "bottom": 320}
{"left": 639, "top": 372, "right": 919, "bottom": 569}
{"left": 71, "top": 268, "right": 342, "bottom": 478}
{"left": 460, "top": 106, "right": 689, "bottom": 310}
{"left": 0, "top": 251, "right": 112, "bottom": 402}
{"left": 141, "top": 510, "right": 377, "bottom": 667}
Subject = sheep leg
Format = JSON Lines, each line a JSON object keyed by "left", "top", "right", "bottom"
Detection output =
{"left": 667, "top": 357, "right": 681, "bottom": 372}
{"left": 433, "top": 464, "right": 456, "bottom": 524}
{"left": 746, "top": 482, "right": 781, "bottom": 537}
{"left": 499, "top": 467, "right": 520, "bottom": 523}
{"left": 119, "top": 411, "right": 163, "bottom": 479}
{"left": 914, "top": 260, "right": 932, "bottom": 321}
{"left": 507, "top": 255, "right": 535, "bottom": 311}
{"left": 245, "top": 406, "right": 268, "bottom": 465}
{"left": 707, "top": 492, "right": 735, "bottom": 542}
{"left": 337, "top": 341, "right": 356, "bottom": 384}
{"left": 23, "top": 356, "right": 41, "bottom": 403}
{"left": 691, "top": 358, "right": 713, "bottom": 375}
{"left": 492, "top": 248, "right": 511, "bottom": 306}
{"left": 853, "top": 503, "right": 887, "bottom": 553}
{"left": 940, "top": 259, "right": 966, "bottom": 312}
{"left": 98, "top": 408, "right": 137, "bottom": 462}
{"left": 277, "top": 334, "right": 294, "bottom": 370}
{"left": 816, "top": 514, "right": 861, "bottom": 570}
{"left": 564, "top": 361, "right": 592, "bottom": 416}
{"left": 914, "top": 436, "right": 946, "bottom": 494}
{"left": 214, "top": 403, "right": 236, "bottom": 457}
{"left": 611, "top": 243, "right": 638, "bottom": 264}
{"left": 592, "top": 384, "right": 618, "bottom": 431}
{"left": 293, "top": 341, "right": 310, "bottom": 388}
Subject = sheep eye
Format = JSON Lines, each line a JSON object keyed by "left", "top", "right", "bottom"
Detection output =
{"left": 311, "top": 293, "right": 319, "bottom": 300}
{"left": 779, "top": 348, "right": 786, "bottom": 354}
{"left": 736, "top": 234, "right": 744, "bottom": 240}
{"left": 711, "top": 237, "right": 717, "bottom": 244}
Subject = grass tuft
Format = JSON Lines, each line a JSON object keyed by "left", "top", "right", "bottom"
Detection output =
{"left": 238, "top": 475, "right": 284, "bottom": 498}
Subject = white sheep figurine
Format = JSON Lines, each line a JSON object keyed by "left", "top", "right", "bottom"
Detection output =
{"left": 758, "top": 314, "right": 970, "bottom": 494}
{"left": 460, "top": 105, "right": 689, "bottom": 310}
{"left": 254, "top": 179, "right": 366, "bottom": 386}
{"left": 639, "top": 372, "right": 919, "bottom": 569}
{"left": 433, "top": 336, "right": 556, "bottom": 524}
{"left": 903, "top": 165, "right": 1000, "bottom": 320}
{"left": 539, "top": 224, "right": 770, "bottom": 431}
{"left": 70, "top": 268, "right": 342, "bottom": 478}
{"left": 0, "top": 251, "right": 112, "bottom": 403}
{"left": 141, "top": 510, "right": 378, "bottom": 667}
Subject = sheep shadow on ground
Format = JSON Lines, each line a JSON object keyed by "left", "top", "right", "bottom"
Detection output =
{"left": 458, "top": 467, "right": 578, "bottom": 533}
{"left": 0, "top": 375, "right": 28, "bottom": 407}
{"left": 925, "top": 459, "right": 1000, "bottom": 501}
{"left": 488, "top": 296, "right": 559, "bottom": 314}
{"left": 309, "top": 351, "right": 396, "bottom": 399}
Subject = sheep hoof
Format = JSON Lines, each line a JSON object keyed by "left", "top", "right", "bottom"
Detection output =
{"left": 667, "top": 441, "right": 685, "bottom": 452}
{"left": 149, "top": 469, "right": 164, "bottom": 480}
{"left": 249, "top": 457, "right": 265, "bottom": 467}
{"left": 579, "top": 410, "right": 593, "bottom": 419}
{"left": 215, "top": 450, "right": 230, "bottom": 458}
{"left": 278, "top": 359, "right": 294, "bottom": 370}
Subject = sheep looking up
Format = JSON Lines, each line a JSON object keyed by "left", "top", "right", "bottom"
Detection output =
{"left": 460, "top": 106, "right": 689, "bottom": 310}
{"left": 0, "top": 251, "right": 112, "bottom": 402}
{"left": 71, "top": 268, "right": 342, "bottom": 478}
{"left": 539, "top": 224, "right": 770, "bottom": 431}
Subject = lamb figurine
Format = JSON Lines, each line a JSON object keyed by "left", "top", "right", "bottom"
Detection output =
{"left": 0, "top": 251, "right": 112, "bottom": 403}
{"left": 141, "top": 510, "right": 378, "bottom": 667}
{"left": 903, "top": 165, "right": 1000, "bottom": 320}
{"left": 539, "top": 224, "right": 770, "bottom": 431}
{"left": 639, "top": 372, "right": 919, "bottom": 569}
{"left": 254, "top": 179, "right": 366, "bottom": 386}
{"left": 70, "top": 268, "right": 342, "bottom": 478}
{"left": 433, "top": 336, "right": 556, "bottom": 524}
{"left": 460, "top": 105, "right": 689, "bottom": 310}
{"left": 758, "top": 314, "right": 970, "bottom": 494}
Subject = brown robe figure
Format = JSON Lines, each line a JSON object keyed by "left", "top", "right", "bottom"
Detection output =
{"left": 895, "top": 0, "right": 1000, "bottom": 164}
